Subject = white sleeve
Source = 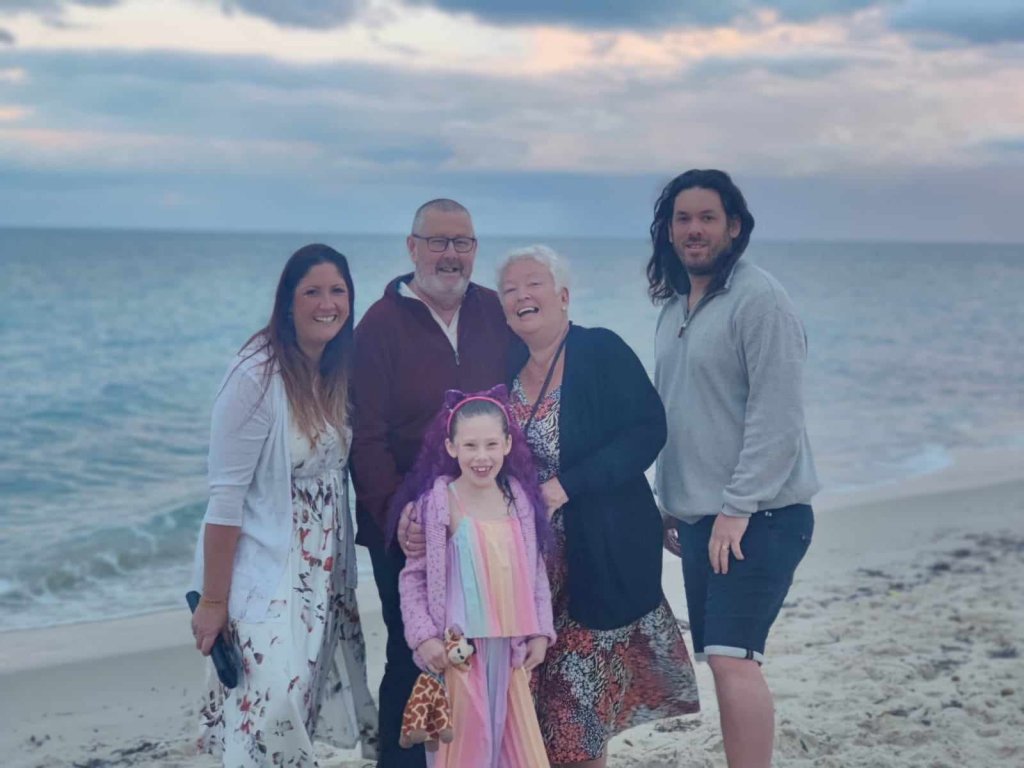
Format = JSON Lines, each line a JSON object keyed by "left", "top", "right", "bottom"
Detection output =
{"left": 204, "top": 367, "right": 273, "bottom": 526}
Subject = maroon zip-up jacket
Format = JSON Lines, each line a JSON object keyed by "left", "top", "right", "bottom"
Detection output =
{"left": 350, "top": 274, "right": 509, "bottom": 550}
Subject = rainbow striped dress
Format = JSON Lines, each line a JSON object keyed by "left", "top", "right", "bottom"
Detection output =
{"left": 431, "top": 485, "right": 550, "bottom": 768}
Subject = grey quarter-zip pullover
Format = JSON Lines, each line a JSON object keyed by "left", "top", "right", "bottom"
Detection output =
{"left": 654, "top": 259, "right": 820, "bottom": 523}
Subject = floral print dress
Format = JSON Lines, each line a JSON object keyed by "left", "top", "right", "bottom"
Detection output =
{"left": 509, "top": 378, "right": 700, "bottom": 764}
{"left": 198, "top": 422, "right": 379, "bottom": 766}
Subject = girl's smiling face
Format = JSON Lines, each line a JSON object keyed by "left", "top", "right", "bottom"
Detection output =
{"left": 445, "top": 412, "right": 511, "bottom": 488}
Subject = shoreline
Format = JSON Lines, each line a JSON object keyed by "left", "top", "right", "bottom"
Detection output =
{"left": 2, "top": 455, "right": 1022, "bottom": 767}
{"left": 3, "top": 444, "right": 1020, "bottom": 640}
{"left": 813, "top": 444, "right": 1024, "bottom": 512}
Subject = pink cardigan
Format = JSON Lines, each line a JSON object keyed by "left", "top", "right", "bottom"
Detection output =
{"left": 398, "top": 476, "right": 556, "bottom": 671}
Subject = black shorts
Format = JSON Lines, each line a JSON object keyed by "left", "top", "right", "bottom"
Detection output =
{"left": 676, "top": 504, "right": 813, "bottom": 663}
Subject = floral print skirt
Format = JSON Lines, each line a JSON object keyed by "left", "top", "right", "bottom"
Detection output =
{"left": 533, "top": 509, "right": 700, "bottom": 764}
{"left": 197, "top": 474, "right": 378, "bottom": 766}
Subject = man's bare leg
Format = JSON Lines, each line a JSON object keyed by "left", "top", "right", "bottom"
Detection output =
{"left": 708, "top": 655, "right": 774, "bottom": 768}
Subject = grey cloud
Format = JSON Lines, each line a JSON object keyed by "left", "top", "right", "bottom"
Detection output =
{"left": 982, "top": 137, "right": 1024, "bottom": 155}
{"left": 0, "top": 0, "right": 59, "bottom": 9}
{"left": 4, "top": 0, "right": 368, "bottom": 30}
{"left": 3, "top": 41, "right": 1020, "bottom": 239}
{"left": 209, "top": 0, "right": 892, "bottom": 32}
{"left": 402, "top": 0, "right": 721, "bottom": 28}
{"left": 0, "top": 29, "right": 16, "bottom": 45}
{"left": 2, "top": 48, "right": 420, "bottom": 97}
{"left": 889, "top": 0, "right": 1024, "bottom": 44}
{"left": 0, "top": 49, "right": 528, "bottom": 171}
{"left": 687, "top": 53, "right": 860, "bottom": 82}
{"left": 401, "top": 0, "right": 881, "bottom": 29}
{"left": 765, "top": 0, "right": 887, "bottom": 22}
{"left": 218, "top": 0, "right": 366, "bottom": 29}
{"left": 0, "top": 0, "right": 123, "bottom": 28}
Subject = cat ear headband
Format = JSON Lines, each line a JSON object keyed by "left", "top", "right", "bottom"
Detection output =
{"left": 444, "top": 384, "right": 509, "bottom": 436}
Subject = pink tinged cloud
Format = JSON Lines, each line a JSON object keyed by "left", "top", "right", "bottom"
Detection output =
{"left": 0, "top": 106, "right": 32, "bottom": 122}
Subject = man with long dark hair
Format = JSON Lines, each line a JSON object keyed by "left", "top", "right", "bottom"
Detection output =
{"left": 349, "top": 199, "right": 508, "bottom": 767}
{"left": 648, "top": 170, "right": 819, "bottom": 768}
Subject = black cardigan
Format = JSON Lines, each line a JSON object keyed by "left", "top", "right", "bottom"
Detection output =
{"left": 509, "top": 324, "right": 667, "bottom": 629}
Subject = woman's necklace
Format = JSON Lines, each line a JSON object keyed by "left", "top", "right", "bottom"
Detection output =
{"left": 522, "top": 323, "right": 570, "bottom": 436}
{"left": 525, "top": 323, "right": 570, "bottom": 383}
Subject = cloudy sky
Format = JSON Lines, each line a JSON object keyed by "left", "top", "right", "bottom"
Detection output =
{"left": 0, "top": 0, "right": 1022, "bottom": 240}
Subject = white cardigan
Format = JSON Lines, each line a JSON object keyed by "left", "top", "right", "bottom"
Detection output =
{"left": 191, "top": 350, "right": 295, "bottom": 623}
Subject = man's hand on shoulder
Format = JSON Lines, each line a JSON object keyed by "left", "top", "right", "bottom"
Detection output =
{"left": 398, "top": 502, "right": 426, "bottom": 558}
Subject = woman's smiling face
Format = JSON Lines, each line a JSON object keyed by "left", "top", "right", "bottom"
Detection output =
{"left": 291, "top": 262, "right": 350, "bottom": 357}
{"left": 499, "top": 258, "right": 568, "bottom": 340}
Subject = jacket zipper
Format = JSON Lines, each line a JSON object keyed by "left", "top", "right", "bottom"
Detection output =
{"left": 678, "top": 288, "right": 723, "bottom": 337}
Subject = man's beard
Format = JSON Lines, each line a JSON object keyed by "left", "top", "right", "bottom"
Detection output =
{"left": 679, "top": 240, "right": 732, "bottom": 277}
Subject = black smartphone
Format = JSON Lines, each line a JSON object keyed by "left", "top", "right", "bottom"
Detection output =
{"left": 186, "top": 590, "right": 242, "bottom": 689}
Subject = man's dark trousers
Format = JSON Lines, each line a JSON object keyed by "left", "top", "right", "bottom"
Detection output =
{"left": 369, "top": 544, "right": 425, "bottom": 768}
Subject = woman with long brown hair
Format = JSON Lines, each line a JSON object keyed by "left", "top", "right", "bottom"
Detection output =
{"left": 190, "top": 243, "right": 378, "bottom": 765}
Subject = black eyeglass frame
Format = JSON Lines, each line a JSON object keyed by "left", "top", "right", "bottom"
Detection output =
{"left": 410, "top": 234, "right": 478, "bottom": 253}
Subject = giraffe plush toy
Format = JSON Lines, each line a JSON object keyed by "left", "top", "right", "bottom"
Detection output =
{"left": 400, "top": 628, "right": 474, "bottom": 751}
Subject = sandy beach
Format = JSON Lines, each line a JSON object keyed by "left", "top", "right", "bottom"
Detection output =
{"left": 3, "top": 452, "right": 1022, "bottom": 768}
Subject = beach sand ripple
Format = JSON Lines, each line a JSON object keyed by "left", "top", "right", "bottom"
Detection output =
{"left": 604, "top": 530, "right": 1024, "bottom": 768}
{"left": 3, "top": 478, "right": 1022, "bottom": 768}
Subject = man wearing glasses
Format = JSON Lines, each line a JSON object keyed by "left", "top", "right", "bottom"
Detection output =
{"left": 350, "top": 198, "right": 509, "bottom": 767}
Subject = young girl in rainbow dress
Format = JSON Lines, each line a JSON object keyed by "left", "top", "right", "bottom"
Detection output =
{"left": 396, "top": 386, "right": 555, "bottom": 768}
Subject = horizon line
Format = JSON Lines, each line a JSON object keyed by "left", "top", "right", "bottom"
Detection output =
{"left": 1, "top": 223, "right": 1022, "bottom": 249}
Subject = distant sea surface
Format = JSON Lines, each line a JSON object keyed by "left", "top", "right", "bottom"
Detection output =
{"left": 2, "top": 229, "right": 1023, "bottom": 632}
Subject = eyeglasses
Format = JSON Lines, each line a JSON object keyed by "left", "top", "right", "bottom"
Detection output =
{"left": 411, "top": 234, "right": 478, "bottom": 254}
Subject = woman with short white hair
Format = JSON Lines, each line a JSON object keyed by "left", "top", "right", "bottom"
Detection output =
{"left": 497, "top": 244, "right": 699, "bottom": 768}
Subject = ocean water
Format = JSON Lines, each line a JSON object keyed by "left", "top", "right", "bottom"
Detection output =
{"left": 1, "top": 229, "right": 1022, "bottom": 632}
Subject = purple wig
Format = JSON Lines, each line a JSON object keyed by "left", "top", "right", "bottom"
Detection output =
{"left": 386, "top": 384, "right": 550, "bottom": 554}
